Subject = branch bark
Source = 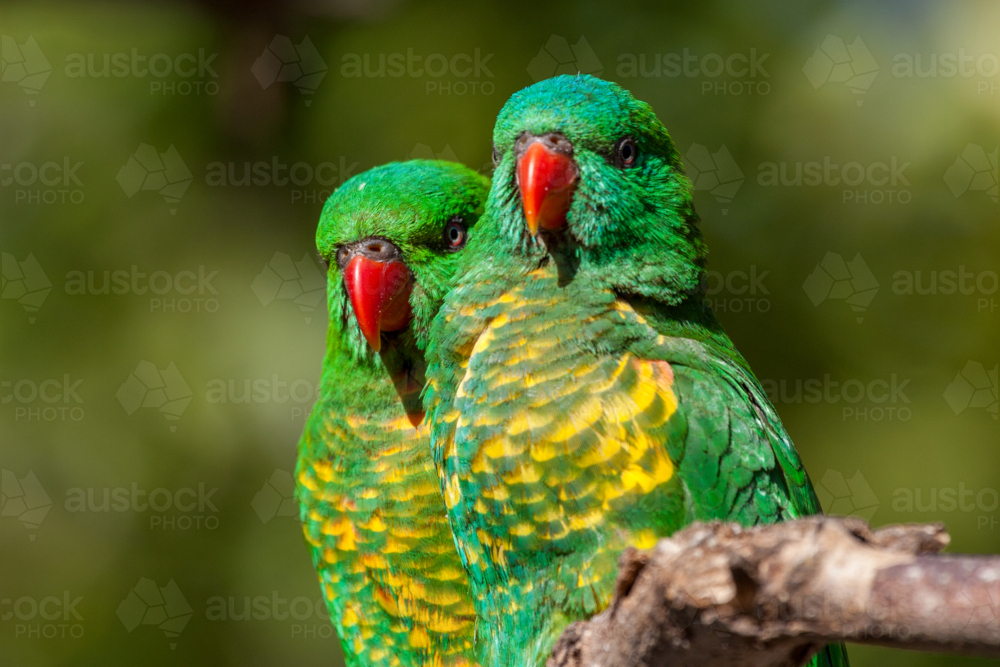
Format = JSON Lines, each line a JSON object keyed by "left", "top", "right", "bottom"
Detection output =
{"left": 547, "top": 517, "right": 1000, "bottom": 667}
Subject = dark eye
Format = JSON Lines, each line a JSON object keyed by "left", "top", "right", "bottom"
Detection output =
{"left": 615, "top": 137, "right": 638, "bottom": 168}
{"left": 444, "top": 219, "right": 467, "bottom": 249}
{"left": 492, "top": 144, "right": 500, "bottom": 166}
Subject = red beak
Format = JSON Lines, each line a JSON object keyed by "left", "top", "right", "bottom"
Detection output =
{"left": 516, "top": 140, "right": 579, "bottom": 236}
{"left": 342, "top": 255, "right": 413, "bottom": 353}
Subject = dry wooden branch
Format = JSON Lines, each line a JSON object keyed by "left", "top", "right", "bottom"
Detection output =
{"left": 547, "top": 517, "right": 1000, "bottom": 667}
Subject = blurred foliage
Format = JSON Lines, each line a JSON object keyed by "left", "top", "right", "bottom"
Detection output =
{"left": 1, "top": 0, "right": 997, "bottom": 665}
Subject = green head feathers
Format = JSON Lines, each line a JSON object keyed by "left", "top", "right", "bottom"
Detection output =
{"left": 480, "top": 74, "right": 706, "bottom": 306}
{"left": 317, "top": 160, "right": 490, "bottom": 360}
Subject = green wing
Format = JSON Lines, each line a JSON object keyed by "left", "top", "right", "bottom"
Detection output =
{"left": 641, "top": 333, "right": 822, "bottom": 523}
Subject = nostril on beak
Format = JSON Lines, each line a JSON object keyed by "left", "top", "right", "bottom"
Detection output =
{"left": 367, "top": 243, "right": 382, "bottom": 253}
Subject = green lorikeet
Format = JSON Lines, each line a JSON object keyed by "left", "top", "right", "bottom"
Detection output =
{"left": 296, "top": 160, "right": 490, "bottom": 667}
{"left": 425, "top": 76, "right": 849, "bottom": 667}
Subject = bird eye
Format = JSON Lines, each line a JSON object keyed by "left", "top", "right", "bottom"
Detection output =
{"left": 492, "top": 144, "right": 500, "bottom": 166}
{"left": 444, "top": 219, "right": 467, "bottom": 249}
{"left": 615, "top": 137, "right": 638, "bottom": 168}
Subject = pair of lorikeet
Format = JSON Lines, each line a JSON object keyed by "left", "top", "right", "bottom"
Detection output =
{"left": 295, "top": 75, "right": 849, "bottom": 667}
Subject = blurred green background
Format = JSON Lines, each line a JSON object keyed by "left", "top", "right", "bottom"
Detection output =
{"left": 2, "top": 0, "right": 998, "bottom": 665}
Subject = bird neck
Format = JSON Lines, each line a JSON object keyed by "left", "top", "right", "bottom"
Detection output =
{"left": 321, "top": 319, "right": 427, "bottom": 425}
{"left": 628, "top": 290, "right": 754, "bottom": 375}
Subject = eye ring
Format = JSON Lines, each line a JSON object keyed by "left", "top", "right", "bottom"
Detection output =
{"left": 444, "top": 219, "right": 467, "bottom": 250}
{"left": 614, "top": 137, "right": 638, "bottom": 168}
{"left": 492, "top": 144, "right": 500, "bottom": 166}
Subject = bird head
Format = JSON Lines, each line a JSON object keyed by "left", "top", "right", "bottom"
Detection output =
{"left": 489, "top": 75, "right": 707, "bottom": 305}
{"left": 317, "top": 160, "right": 489, "bottom": 358}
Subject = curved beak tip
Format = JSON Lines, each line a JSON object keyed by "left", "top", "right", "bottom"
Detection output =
{"left": 362, "top": 327, "right": 382, "bottom": 353}
{"left": 524, "top": 207, "right": 541, "bottom": 238}
{"left": 343, "top": 254, "right": 412, "bottom": 353}
{"left": 517, "top": 140, "right": 578, "bottom": 236}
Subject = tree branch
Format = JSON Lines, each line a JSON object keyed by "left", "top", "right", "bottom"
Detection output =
{"left": 547, "top": 517, "right": 1000, "bottom": 667}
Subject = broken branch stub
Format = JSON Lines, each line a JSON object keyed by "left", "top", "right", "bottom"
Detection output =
{"left": 547, "top": 517, "right": 1000, "bottom": 667}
